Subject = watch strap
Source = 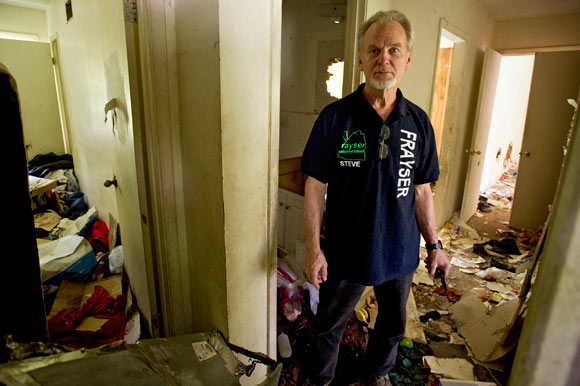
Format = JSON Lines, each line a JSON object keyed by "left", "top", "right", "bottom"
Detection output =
{"left": 426, "top": 240, "right": 443, "bottom": 251}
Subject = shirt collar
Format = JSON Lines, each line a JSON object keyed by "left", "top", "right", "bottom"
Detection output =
{"left": 355, "top": 83, "right": 410, "bottom": 122}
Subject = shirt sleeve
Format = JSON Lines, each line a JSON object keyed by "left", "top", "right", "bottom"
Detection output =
{"left": 413, "top": 114, "right": 440, "bottom": 184}
{"left": 301, "top": 108, "right": 334, "bottom": 184}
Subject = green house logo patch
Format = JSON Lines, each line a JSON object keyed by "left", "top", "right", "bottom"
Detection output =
{"left": 338, "top": 130, "right": 367, "bottom": 161}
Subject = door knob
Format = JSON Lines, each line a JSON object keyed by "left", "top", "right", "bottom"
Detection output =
{"left": 104, "top": 177, "right": 118, "bottom": 188}
{"left": 520, "top": 151, "right": 531, "bottom": 157}
{"left": 465, "top": 149, "right": 482, "bottom": 155}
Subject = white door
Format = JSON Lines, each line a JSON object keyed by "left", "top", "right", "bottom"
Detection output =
{"left": 510, "top": 50, "right": 580, "bottom": 229}
{"left": 459, "top": 48, "right": 502, "bottom": 221}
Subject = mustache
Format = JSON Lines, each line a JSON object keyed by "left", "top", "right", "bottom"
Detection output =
{"left": 374, "top": 65, "right": 395, "bottom": 73}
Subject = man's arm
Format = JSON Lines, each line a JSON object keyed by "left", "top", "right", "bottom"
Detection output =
{"left": 414, "top": 183, "right": 451, "bottom": 276}
{"left": 304, "top": 176, "right": 328, "bottom": 289}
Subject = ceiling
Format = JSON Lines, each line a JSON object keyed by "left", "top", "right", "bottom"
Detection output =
{"left": 2, "top": 0, "right": 580, "bottom": 21}
{"left": 0, "top": 0, "right": 50, "bottom": 10}
{"left": 478, "top": 0, "right": 580, "bottom": 21}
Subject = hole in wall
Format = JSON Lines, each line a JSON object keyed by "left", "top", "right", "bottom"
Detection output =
{"left": 326, "top": 59, "right": 344, "bottom": 99}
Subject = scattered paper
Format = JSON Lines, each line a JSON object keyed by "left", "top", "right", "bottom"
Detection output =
{"left": 423, "top": 356, "right": 476, "bottom": 381}
{"left": 450, "top": 293, "right": 520, "bottom": 362}
{"left": 449, "top": 333, "right": 466, "bottom": 345}
{"left": 451, "top": 257, "right": 480, "bottom": 269}
{"left": 414, "top": 263, "right": 434, "bottom": 286}
{"left": 460, "top": 268, "right": 480, "bottom": 274}
{"left": 192, "top": 341, "right": 218, "bottom": 362}
{"left": 38, "top": 235, "right": 85, "bottom": 265}
{"left": 486, "top": 282, "right": 513, "bottom": 294}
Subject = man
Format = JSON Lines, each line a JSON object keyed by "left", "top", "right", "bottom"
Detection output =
{"left": 301, "top": 10, "right": 450, "bottom": 386}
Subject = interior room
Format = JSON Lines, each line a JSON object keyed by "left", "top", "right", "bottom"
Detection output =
{"left": 2, "top": 0, "right": 580, "bottom": 385}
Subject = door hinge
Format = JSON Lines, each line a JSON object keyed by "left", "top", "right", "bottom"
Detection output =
{"left": 124, "top": 0, "right": 138, "bottom": 23}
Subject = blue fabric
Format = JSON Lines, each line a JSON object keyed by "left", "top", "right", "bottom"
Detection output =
{"left": 64, "top": 191, "right": 88, "bottom": 220}
{"left": 301, "top": 84, "right": 439, "bottom": 285}
{"left": 306, "top": 272, "right": 414, "bottom": 385}
{"left": 78, "top": 216, "right": 99, "bottom": 238}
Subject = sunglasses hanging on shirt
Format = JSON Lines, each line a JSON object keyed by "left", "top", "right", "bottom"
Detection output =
{"left": 379, "top": 124, "right": 390, "bottom": 160}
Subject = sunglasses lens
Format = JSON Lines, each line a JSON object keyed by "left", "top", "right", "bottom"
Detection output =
{"left": 379, "top": 143, "right": 388, "bottom": 159}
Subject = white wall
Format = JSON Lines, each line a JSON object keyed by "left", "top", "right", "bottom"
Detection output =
{"left": 174, "top": 0, "right": 281, "bottom": 356}
{"left": 0, "top": 39, "right": 63, "bottom": 159}
{"left": 0, "top": 4, "right": 48, "bottom": 42}
{"left": 480, "top": 55, "right": 534, "bottom": 191}
{"left": 494, "top": 12, "right": 580, "bottom": 51}
{"left": 279, "top": 0, "right": 346, "bottom": 160}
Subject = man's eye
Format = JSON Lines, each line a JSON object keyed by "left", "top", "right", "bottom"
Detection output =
{"left": 391, "top": 47, "right": 400, "bottom": 53}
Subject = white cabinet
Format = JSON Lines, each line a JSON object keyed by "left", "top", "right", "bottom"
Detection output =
{"left": 278, "top": 188, "right": 305, "bottom": 255}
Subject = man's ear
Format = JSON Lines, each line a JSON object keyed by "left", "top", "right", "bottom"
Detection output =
{"left": 405, "top": 52, "right": 412, "bottom": 70}
{"left": 358, "top": 56, "right": 363, "bottom": 70}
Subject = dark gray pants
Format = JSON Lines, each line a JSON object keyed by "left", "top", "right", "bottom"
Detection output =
{"left": 307, "top": 272, "right": 414, "bottom": 385}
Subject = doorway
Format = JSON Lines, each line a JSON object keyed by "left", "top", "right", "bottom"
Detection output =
{"left": 430, "top": 28, "right": 465, "bottom": 157}
{"left": 471, "top": 55, "right": 534, "bottom": 231}
{"left": 461, "top": 50, "right": 580, "bottom": 231}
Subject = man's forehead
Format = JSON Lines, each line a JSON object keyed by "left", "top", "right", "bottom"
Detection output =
{"left": 363, "top": 21, "right": 407, "bottom": 45}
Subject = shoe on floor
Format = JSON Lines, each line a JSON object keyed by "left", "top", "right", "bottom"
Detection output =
{"left": 478, "top": 201, "right": 492, "bottom": 213}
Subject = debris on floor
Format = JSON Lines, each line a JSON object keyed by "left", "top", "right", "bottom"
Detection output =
{"left": 23, "top": 152, "right": 143, "bottom": 352}
{"left": 273, "top": 160, "right": 546, "bottom": 385}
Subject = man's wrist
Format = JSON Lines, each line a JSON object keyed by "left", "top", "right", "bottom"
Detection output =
{"left": 425, "top": 240, "right": 443, "bottom": 251}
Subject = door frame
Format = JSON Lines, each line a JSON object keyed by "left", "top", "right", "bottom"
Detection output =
{"left": 132, "top": 0, "right": 192, "bottom": 336}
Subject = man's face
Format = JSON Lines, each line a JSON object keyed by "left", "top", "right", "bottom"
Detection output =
{"left": 358, "top": 21, "right": 412, "bottom": 91}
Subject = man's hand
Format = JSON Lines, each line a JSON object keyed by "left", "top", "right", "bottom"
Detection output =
{"left": 306, "top": 248, "right": 328, "bottom": 289}
{"left": 425, "top": 249, "right": 450, "bottom": 277}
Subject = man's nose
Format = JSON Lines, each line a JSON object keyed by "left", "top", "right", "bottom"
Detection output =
{"left": 378, "top": 49, "right": 391, "bottom": 64}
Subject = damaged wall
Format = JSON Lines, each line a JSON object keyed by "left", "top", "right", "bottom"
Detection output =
{"left": 367, "top": 0, "right": 495, "bottom": 226}
{"left": 0, "top": 39, "right": 63, "bottom": 159}
{"left": 279, "top": 0, "right": 346, "bottom": 160}
{"left": 46, "top": 0, "right": 152, "bottom": 330}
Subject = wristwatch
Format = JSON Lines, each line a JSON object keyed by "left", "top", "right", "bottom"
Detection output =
{"left": 426, "top": 240, "right": 443, "bottom": 251}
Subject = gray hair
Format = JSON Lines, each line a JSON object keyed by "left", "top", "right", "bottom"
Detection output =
{"left": 358, "top": 10, "right": 414, "bottom": 53}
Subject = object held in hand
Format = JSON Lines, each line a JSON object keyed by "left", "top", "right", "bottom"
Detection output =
{"left": 436, "top": 268, "right": 447, "bottom": 291}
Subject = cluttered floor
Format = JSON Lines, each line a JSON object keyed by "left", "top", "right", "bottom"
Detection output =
{"left": 26, "top": 152, "right": 143, "bottom": 350}
{"left": 276, "top": 169, "right": 543, "bottom": 386}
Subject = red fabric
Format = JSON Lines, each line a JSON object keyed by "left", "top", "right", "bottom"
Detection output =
{"left": 48, "top": 285, "right": 126, "bottom": 349}
{"left": 88, "top": 220, "right": 109, "bottom": 253}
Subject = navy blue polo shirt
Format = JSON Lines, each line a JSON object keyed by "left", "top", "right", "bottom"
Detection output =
{"left": 301, "top": 84, "right": 440, "bottom": 285}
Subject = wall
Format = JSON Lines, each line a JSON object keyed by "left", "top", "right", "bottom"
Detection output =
{"left": 509, "top": 93, "right": 580, "bottom": 386}
{"left": 0, "top": 4, "right": 48, "bottom": 42}
{"left": 174, "top": 0, "right": 280, "bottom": 356}
{"left": 279, "top": 0, "right": 346, "bottom": 160}
{"left": 367, "top": 0, "right": 495, "bottom": 226}
{"left": 479, "top": 55, "right": 533, "bottom": 191}
{"left": 47, "top": 0, "right": 152, "bottom": 325}
{"left": 174, "top": 0, "right": 228, "bottom": 335}
{"left": 494, "top": 12, "right": 580, "bottom": 51}
{"left": 0, "top": 39, "right": 63, "bottom": 159}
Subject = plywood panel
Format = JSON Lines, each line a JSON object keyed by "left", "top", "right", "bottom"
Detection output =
{"left": 431, "top": 47, "right": 454, "bottom": 156}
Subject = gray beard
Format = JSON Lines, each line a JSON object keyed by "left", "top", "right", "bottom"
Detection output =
{"left": 369, "top": 76, "right": 397, "bottom": 90}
